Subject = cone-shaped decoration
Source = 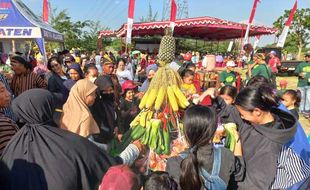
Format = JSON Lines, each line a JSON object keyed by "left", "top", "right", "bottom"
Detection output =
{"left": 158, "top": 28, "right": 176, "bottom": 66}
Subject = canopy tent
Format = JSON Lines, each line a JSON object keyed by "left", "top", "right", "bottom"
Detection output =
{"left": 99, "top": 16, "right": 277, "bottom": 40}
{"left": 0, "top": 0, "right": 64, "bottom": 57}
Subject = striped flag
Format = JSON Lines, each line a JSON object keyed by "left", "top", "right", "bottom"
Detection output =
{"left": 277, "top": 0, "right": 297, "bottom": 48}
{"left": 170, "top": 0, "right": 177, "bottom": 31}
{"left": 253, "top": 35, "right": 261, "bottom": 50}
{"left": 42, "top": 0, "right": 49, "bottom": 23}
{"left": 126, "top": 0, "right": 135, "bottom": 44}
{"left": 243, "top": 0, "right": 261, "bottom": 44}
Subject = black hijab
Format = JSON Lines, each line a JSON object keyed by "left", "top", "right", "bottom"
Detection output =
{"left": 0, "top": 89, "right": 116, "bottom": 190}
{"left": 90, "top": 75, "right": 116, "bottom": 143}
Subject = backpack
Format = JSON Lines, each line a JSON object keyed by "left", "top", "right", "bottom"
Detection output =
{"left": 180, "top": 147, "right": 227, "bottom": 190}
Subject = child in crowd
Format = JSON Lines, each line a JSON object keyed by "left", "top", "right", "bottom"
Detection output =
{"left": 282, "top": 89, "right": 301, "bottom": 119}
{"left": 218, "top": 85, "right": 237, "bottom": 105}
{"left": 99, "top": 165, "right": 140, "bottom": 190}
{"left": 220, "top": 60, "right": 236, "bottom": 87}
{"left": 144, "top": 171, "right": 178, "bottom": 190}
{"left": 119, "top": 80, "right": 140, "bottom": 134}
{"left": 181, "top": 69, "right": 197, "bottom": 100}
{"left": 186, "top": 63, "right": 201, "bottom": 93}
{"left": 166, "top": 105, "right": 244, "bottom": 190}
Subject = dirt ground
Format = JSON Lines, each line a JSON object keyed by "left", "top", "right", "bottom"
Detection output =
{"left": 277, "top": 76, "right": 310, "bottom": 135}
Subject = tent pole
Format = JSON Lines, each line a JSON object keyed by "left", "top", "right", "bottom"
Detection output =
{"left": 119, "top": 37, "right": 123, "bottom": 52}
{"left": 240, "top": 26, "right": 244, "bottom": 53}
{"left": 97, "top": 36, "right": 103, "bottom": 53}
{"left": 12, "top": 40, "right": 16, "bottom": 52}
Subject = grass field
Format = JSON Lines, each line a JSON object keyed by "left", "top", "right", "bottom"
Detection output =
{"left": 276, "top": 76, "right": 310, "bottom": 135}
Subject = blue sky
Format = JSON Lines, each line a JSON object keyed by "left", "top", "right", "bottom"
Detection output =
{"left": 22, "top": 0, "right": 310, "bottom": 45}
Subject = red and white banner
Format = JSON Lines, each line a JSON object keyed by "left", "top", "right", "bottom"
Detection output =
{"left": 42, "top": 0, "right": 49, "bottom": 23}
{"left": 170, "top": 0, "right": 177, "bottom": 31}
{"left": 277, "top": 0, "right": 297, "bottom": 47}
{"left": 126, "top": 0, "right": 135, "bottom": 44}
{"left": 253, "top": 35, "right": 261, "bottom": 50}
{"left": 243, "top": 0, "right": 260, "bottom": 44}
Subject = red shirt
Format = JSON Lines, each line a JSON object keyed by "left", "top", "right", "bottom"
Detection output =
{"left": 268, "top": 57, "right": 281, "bottom": 73}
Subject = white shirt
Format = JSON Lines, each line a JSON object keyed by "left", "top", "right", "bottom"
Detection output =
{"left": 116, "top": 70, "right": 132, "bottom": 85}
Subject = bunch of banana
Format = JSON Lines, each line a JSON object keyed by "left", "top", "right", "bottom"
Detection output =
{"left": 130, "top": 110, "right": 153, "bottom": 128}
{"left": 139, "top": 67, "right": 190, "bottom": 112}
{"left": 133, "top": 119, "right": 171, "bottom": 155}
{"left": 224, "top": 123, "right": 238, "bottom": 152}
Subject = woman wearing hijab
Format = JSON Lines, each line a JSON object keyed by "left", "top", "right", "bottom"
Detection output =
{"left": 0, "top": 89, "right": 116, "bottom": 190}
{"left": 61, "top": 79, "right": 99, "bottom": 138}
{"left": 90, "top": 75, "right": 117, "bottom": 145}
{"left": 0, "top": 81, "right": 18, "bottom": 155}
{"left": 139, "top": 64, "right": 158, "bottom": 92}
{"left": 63, "top": 63, "right": 84, "bottom": 93}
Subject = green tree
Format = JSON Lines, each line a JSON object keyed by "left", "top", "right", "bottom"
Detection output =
{"left": 81, "top": 21, "right": 110, "bottom": 52}
{"left": 50, "top": 8, "right": 90, "bottom": 49}
{"left": 273, "top": 8, "right": 310, "bottom": 59}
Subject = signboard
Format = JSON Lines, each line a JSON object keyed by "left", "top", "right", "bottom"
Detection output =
{"left": 0, "top": 27, "right": 41, "bottom": 38}
{"left": 42, "top": 29, "right": 64, "bottom": 42}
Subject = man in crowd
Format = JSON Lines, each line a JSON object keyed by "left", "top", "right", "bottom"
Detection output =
{"left": 268, "top": 50, "right": 281, "bottom": 87}
{"left": 10, "top": 56, "right": 47, "bottom": 97}
{"left": 295, "top": 52, "right": 310, "bottom": 117}
{"left": 101, "top": 55, "right": 122, "bottom": 106}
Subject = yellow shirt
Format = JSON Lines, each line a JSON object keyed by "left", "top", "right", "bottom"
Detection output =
{"left": 75, "top": 57, "right": 81, "bottom": 64}
{"left": 181, "top": 83, "right": 197, "bottom": 95}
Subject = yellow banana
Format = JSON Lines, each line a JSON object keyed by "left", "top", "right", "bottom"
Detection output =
{"left": 167, "top": 86, "right": 179, "bottom": 112}
{"left": 139, "top": 90, "right": 150, "bottom": 109}
{"left": 172, "top": 85, "right": 190, "bottom": 109}
{"left": 146, "top": 89, "right": 157, "bottom": 108}
{"left": 130, "top": 113, "right": 140, "bottom": 128}
{"left": 139, "top": 111, "right": 148, "bottom": 127}
{"left": 147, "top": 110, "right": 153, "bottom": 120}
{"left": 154, "top": 87, "right": 166, "bottom": 111}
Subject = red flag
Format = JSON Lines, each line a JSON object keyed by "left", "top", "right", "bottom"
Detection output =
{"left": 285, "top": 0, "right": 297, "bottom": 26}
{"left": 126, "top": 0, "right": 135, "bottom": 44}
{"left": 277, "top": 0, "right": 298, "bottom": 47}
{"left": 170, "top": 0, "right": 177, "bottom": 31}
{"left": 170, "top": 0, "right": 177, "bottom": 22}
{"left": 128, "top": 0, "right": 135, "bottom": 19}
{"left": 244, "top": 0, "right": 261, "bottom": 44}
{"left": 249, "top": 0, "right": 260, "bottom": 24}
{"left": 42, "top": 0, "right": 49, "bottom": 23}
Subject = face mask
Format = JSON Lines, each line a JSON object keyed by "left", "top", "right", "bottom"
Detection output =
{"left": 89, "top": 76, "right": 97, "bottom": 83}
{"left": 100, "top": 93, "right": 114, "bottom": 100}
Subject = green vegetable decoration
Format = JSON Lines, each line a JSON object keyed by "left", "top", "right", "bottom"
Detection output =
{"left": 224, "top": 123, "right": 237, "bottom": 152}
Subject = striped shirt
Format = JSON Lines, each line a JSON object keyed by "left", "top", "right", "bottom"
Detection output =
{"left": 0, "top": 74, "right": 16, "bottom": 121}
{"left": 11, "top": 70, "right": 47, "bottom": 97}
{"left": 271, "top": 146, "right": 310, "bottom": 189}
{"left": 0, "top": 113, "right": 18, "bottom": 155}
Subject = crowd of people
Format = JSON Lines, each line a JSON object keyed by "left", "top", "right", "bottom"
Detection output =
{"left": 0, "top": 47, "right": 309, "bottom": 190}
